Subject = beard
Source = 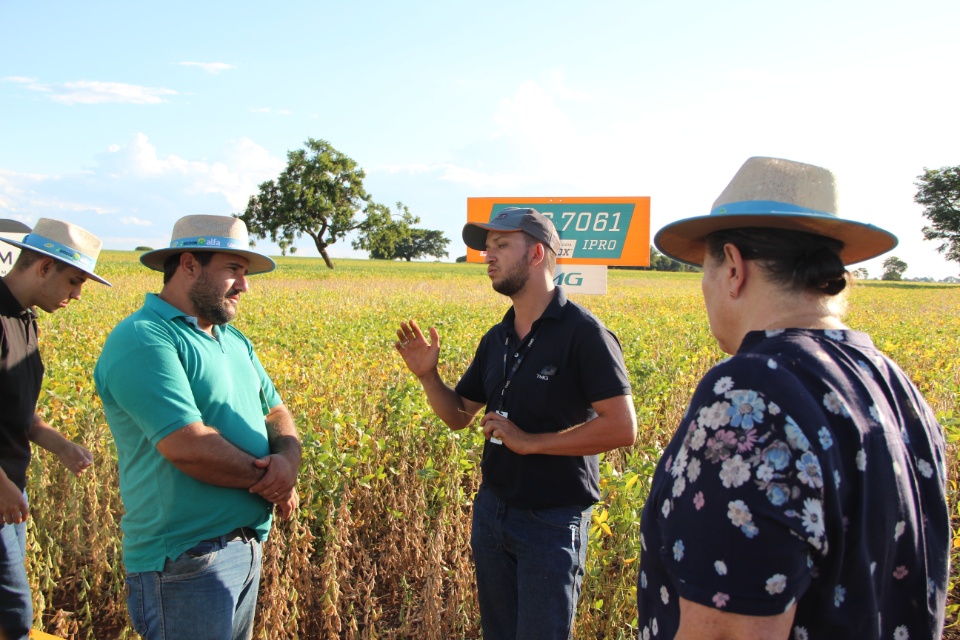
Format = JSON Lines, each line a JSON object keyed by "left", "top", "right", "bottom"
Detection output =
{"left": 491, "top": 261, "right": 530, "bottom": 297}
{"left": 188, "top": 270, "right": 238, "bottom": 325}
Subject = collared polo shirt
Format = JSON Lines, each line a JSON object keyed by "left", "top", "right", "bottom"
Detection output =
{"left": 0, "top": 277, "right": 42, "bottom": 490}
{"left": 94, "top": 293, "right": 283, "bottom": 573}
{"left": 456, "top": 288, "right": 632, "bottom": 509}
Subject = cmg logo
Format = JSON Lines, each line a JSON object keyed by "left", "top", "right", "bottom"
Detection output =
{"left": 553, "top": 271, "right": 583, "bottom": 287}
{"left": 550, "top": 265, "right": 607, "bottom": 294}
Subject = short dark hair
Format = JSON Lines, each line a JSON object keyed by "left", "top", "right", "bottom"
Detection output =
{"left": 162, "top": 251, "right": 214, "bottom": 284}
{"left": 522, "top": 232, "right": 557, "bottom": 273}
{"left": 12, "top": 248, "right": 71, "bottom": 273}
{"left": 706, "top": 227, "right": 848, "bottom": 296}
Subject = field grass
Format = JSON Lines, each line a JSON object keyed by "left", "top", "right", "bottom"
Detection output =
{"left": 22, "top": 252, "right": 960, "bottom": 638}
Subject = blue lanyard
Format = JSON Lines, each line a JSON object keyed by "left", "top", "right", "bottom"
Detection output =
{"left": 497, "top": 327, "right": 540, "bottom": 413}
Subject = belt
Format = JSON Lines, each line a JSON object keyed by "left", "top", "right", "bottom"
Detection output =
{"left": 220, "top": 527, "right": 257, "bottom": 543}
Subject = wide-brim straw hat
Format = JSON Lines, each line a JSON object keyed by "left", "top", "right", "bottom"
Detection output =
{"left": 140, "top": 215, "right": 276, "bottom": 275}
{"left": 654, "top": 157, "right": 898, "bottom": 267}
{"left": 0, "top": 218, "right": 111, "bottom": 286}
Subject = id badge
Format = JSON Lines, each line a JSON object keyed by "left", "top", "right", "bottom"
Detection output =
{"left": 490, "top": 410, "right": 507, "bottom": 445}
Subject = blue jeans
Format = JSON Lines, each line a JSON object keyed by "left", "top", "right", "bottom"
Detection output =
{"left": 470, "top": 485, "right": 591, "bottom": 640}
{"left": 126, "top": 533, "right": 262, "bottom": 640}
{"left": 0, "top": 492, "right": 32, "bottom": 640}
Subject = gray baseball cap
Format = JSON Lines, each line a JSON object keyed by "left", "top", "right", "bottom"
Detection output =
{"left": 462, "top": 207, "right": 561, "bottom": 253}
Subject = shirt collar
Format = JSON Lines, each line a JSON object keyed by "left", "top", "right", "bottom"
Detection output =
{"left": 740, "top": 327, "right": 876, "bottom": 352}
{"left": 500, "top": 287, "right": 567, "bottom": 330}
{"left": 144, "top": 293, "right": 222, "bottom": 337}
{"left": 0, "top": 277, "right": 34, "bottom": 320}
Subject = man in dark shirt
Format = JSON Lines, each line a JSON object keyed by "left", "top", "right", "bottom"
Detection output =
{"left": 395, "top": 208, "right": 637, "bottom": 639}
{"left": 0, "top": 218, "right": 109, "bottom": 639}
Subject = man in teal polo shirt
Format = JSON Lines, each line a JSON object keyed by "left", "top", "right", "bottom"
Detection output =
{"left": 94, "top": 215, "right": 300, "bottom": 640}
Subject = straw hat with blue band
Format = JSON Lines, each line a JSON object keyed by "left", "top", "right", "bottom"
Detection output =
{"left": 140, "top": 215, "right": 276, "bottom": 275}
{"left": 0, "top": 218, "right": 111, "bottom": 286}
{"left": 654, "top": 156, "right": 899, "bottom": 267}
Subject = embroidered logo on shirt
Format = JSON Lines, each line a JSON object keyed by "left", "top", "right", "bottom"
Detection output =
{"left": 536, "top": 365, "right": 558, "bottom": 381}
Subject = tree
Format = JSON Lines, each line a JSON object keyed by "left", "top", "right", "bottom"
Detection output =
{"left": 915, "top": 166, "right": 960, "bottom": 266}
{"left": 851, "top": 267, "right": 869, "bottom": 280}
{"left": 882, "top": 256, "right": 908, "bottom": 281}
{"left": 399, "top": 228, "right": 449, "bottom": 262}
{"left": 647, "top": 247, "right": 700, "bottom": 272}
{"left": 352, "top": 202, "right": 450, "bottom": 261}
{"left": 239, "top": 138, "right": 370, "bottom": 269}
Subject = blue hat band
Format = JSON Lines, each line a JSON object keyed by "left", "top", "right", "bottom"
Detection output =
{"left": 23, "top": 234, "right": 97, "bottom": 270}
{"left": 169, "top": 235, "right": 247, "bottom": 251}
{"left": 711, "top": 200, "right": 833, "bottom": 218}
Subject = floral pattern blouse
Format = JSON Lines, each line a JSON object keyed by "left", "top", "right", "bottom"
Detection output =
{"left": 637, "top": 329, "right": 949, "bottom": 640}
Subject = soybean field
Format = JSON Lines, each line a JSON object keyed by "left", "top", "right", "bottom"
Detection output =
{"left": 23, "top": 253, "right": 960, "bottom": 639}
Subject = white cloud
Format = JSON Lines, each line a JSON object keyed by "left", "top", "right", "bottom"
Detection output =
{"left": 0, "top": 168, "right": 118, "bottom": 217}
{"left": 373, "top": 161, "right": 527, "bottom": 191}
{"left": 545, "top": 68, "right": 594, "bottom": 103}
{"left": 437, "top": 164, "right": 527, "bottom": 190}
{"left": 99, "top": 133, "right": 284, "bottom": 209}
{"left": 200, "top": 137, "right": 287, "bottom": 209}
{"left": 373, "top": 79, "right": 599, "bottom": 196}
{"left": 104, "top": 132, "right": 188, "bottom": 176}
{"left": 492, "top": 80, "right": 574, "bottom": 144}
{"left": 0, "top": 169, "right": 53, "bottom": 215}
{"left": 249, "top": 107, "right": 292, "bottom": 116}
{"left": 120, "top": 216, "right": 152, "bottom": 226}
{"left": 2, "top": 76, "right": 35, "bottom": 84}
{"left": 368, "top": 67, "right": 960, "bottom": 278}
{"left": 0, "top": 134, "right": 286, "bottom": 251}
{"left": 180, "top": 61, "right": 236, "bottom": 74}
{"left": 23, "top": 80, "right": 180, "bottom": 105}
{"left": 378, "top": 163, "right": 435, "bottom": 176}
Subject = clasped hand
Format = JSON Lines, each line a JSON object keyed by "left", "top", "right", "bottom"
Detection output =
{"left": 250, "top": 454, "right": 299, "bottom": 518}
{"left": 480, "top": 412, "right": 534, "bottom": 455}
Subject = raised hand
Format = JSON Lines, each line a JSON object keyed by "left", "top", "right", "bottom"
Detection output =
{"left": 395, "top": 319, "right": 441, "bottom": 380}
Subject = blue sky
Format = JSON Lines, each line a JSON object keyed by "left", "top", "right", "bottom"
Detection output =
{"left": 2, "top": 0, "right": 959, "bottom": 278}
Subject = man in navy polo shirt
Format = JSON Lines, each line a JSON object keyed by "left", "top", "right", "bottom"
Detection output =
{"left": 395, "top": 208, "right": 637, "bottom": 640}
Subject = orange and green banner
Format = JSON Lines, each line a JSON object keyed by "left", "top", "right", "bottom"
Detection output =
{"left": 466, "top": 197, "right": 650, "bottom": 266}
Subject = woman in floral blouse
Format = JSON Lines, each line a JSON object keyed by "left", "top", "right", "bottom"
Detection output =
{"left": 639, "top": 157, "right": 949, "bottom": 640}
